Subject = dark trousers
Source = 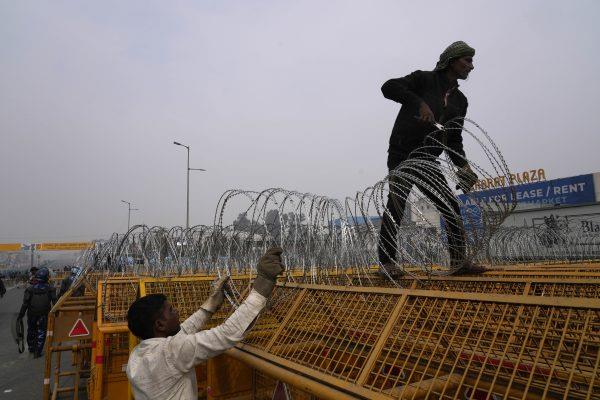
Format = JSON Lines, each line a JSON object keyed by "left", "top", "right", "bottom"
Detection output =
{"left": 378, "top": 157, "right": 466, "bottom": 266}
{"left": 26, "top": 314, "right": 48, "bottom": 355}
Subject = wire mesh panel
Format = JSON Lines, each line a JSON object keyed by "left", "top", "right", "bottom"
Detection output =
{"left": 529, "top": 282, "right": 600, "bottom": 298}
{"left": 242, "top": 286, "right": 305, "bottom": 350}
{"left": 268, "top": 288, "right": 398, "bottom": 383}
{"left": 144, "top": 279, "right": 213, "bottom": 320}
{"left": 207, "top": 278, "right": 252, "bottom": 328}
{"left": 491, "top": 263, "right": 600, "bottom": 272}
{"left": 483, "top": 271, "right": 600, "bottom": 280}
{"left": 100, "top": 280, "right": 140, "bottom": 323}
{"left": 141, "top": 276, "right": 255, "bottom": 327}
{"left": 363, "top": 294, "right": 600, "bottom": 400}
{"left": 105, "top": 332, "right": 130, "bottom": 378}
{"left": 411, "top": 279, "right": 600, "bottom": 298}
{"left": 140, "top": 276, "right": 308, "bottom": 330}
{"left": 83, "top": 273, "right": 103, "bottom": 295}
{"left": 291, "top": 272, "right": 389, "bottom": 287}
{"left": 289, "top": 276, "right": 600, "bottom": 299}
{"left": 412, "top": 280, "right": 526, "bottom": 295}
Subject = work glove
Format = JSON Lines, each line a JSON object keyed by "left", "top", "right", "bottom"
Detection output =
{"left": 201, "top": 275, "right": 230, "bottom": 314}
{"left": 456, "top": 165, "right": 478, "bottom": 193}
{"left": 252, "top": 247, "right": 285, "bottom": 298}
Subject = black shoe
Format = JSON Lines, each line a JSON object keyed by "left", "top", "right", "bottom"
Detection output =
{"left": 378, "top": 262, "right": 406, "bottom": 278}
{"left": 34, "top": 352, "right": 43, "bottom": 359}
{"left": 450, "top": 262, "right": 488, "bottom": 276}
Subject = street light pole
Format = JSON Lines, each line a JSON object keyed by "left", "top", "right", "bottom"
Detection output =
{"left": 173, "top": 141, "right": 205, "bottom": 230}
{"left": 186, "top": 145, "right": 190, "bottom": 230}
{"left": 121, "top": 200, "right": 138, "bottom": 231}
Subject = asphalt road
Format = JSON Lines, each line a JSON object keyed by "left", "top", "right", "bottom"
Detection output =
{"left": 0, "top": 285, "right": 86, "bottom": 399}
{"left": 0, "top": 285, "right": 45, "bottom": 399}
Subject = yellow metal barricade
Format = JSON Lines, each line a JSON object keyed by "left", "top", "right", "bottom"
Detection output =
{"left": 229, "top": 282, "right": 600, "bottom": 400}
{"left": 43, "top": 280, "right": 95, "bottom": 400}
{"left": 83, "top": 263, "right": 600, "bottom": 400}
{"left": 90, "top": 277, "right": 140, "bottom": 400}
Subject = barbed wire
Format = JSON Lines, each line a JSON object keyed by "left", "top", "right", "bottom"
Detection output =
{"left": 75, "top": 118, "right": 600, "bottom": 288}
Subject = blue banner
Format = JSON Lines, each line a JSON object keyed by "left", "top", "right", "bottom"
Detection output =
{"left": 458, "top": 174, "right": 596, "bottom": 207}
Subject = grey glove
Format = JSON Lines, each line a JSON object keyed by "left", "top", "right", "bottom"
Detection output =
{"left": 457, "top": 165, "right": 478, "bottom": 193}
{"left": 252, "top": 247, "right": 285, "bottom": 298}
{"left": 201, "top": 275, "right": 230, "bottom": 314}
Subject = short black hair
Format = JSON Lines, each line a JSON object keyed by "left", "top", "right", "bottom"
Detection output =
{"left": 127, "top": 294, "right": 167, "bottom": 340}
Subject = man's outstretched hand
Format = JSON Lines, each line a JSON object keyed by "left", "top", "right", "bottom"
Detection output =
{"left": 201, "top": 275, "right": 230, "bottom": 314}
{"left": 457, "top": 165, "right": 478, "bottom": 193}
{"left": 253, "top": 247, "right": 285, "bottom": 298}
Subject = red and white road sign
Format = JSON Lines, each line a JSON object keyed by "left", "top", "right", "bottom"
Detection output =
{"left": 68, "top": 318, "right": 90, "bottom": 337}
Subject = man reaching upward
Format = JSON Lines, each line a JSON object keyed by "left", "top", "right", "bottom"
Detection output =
{"left": 126, "top": 247, "right": 285, "bottom": 399}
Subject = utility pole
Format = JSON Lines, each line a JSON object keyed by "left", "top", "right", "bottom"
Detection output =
{"left": 173, "top": 141, "right": 206, "bottom": 229}
{"left": 121, "top": 200, "right": 138, "bottom": 231}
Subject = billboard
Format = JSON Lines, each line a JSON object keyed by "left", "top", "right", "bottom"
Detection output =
{"left": 0, "top": 242, "right": 94, "bottom": 252}
{"left": 438, "top": 173, "right": 598, "bottom": 236}
{"left": 36, "top": 242, "right": 94, "bottom": 251}
{"left": 459, "top": 173, "right": 596, "bottom": 208}
{"left": 0, "top": 243, "right": 22, "bottom": 252}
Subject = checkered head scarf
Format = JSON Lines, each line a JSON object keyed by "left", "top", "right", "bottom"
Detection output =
{"left": 434, "top": 41, "right": 475, "bottom": 71}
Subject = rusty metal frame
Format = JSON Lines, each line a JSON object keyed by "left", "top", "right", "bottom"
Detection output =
{"left": 43, "top": 281, "right": 96, "bottom": 400}
{"left": 230, "top": 283, "right": 600, "bottom": 400}
{"left": 90, "top": 278, "right": 140, "bottom": 400}
{"left": 85, "top": 264, "right": 600, "bottom": 400}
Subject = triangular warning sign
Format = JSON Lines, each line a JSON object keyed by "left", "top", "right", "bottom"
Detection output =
{"left": 68, "top": 318, "right": 90, "bottom": 337}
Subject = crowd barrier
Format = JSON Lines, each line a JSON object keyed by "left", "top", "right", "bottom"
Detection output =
{"left": 44, "top": 262, "right": 600, "bottom": 399}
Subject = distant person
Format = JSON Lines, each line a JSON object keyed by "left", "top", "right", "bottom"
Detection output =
{"left": 17, "top": 267, "right": 57, "bottom": 358}
{"left": 28, "top": 266, "right": 39, "bottom": 285}
{"left": 378, "top": 41, "right": 483, "bottom": 276}
{"left": 0, "top": 275, "right": 6, "bottom": 298}
{"left": 126, "top": 247, "right": 285, "bottom": 400}
{"left": 59, "top": 266, "right": 83, "bottom": 297}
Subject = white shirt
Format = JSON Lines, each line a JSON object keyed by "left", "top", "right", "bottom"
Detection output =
{"left": 126, "top": 290, "right": 267, "bottom": 400}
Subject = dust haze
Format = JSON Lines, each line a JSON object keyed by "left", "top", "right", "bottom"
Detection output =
{"left": 1, "top": 1, "right": 598, "bottom": 242}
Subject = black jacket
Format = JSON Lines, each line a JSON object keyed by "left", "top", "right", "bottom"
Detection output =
{"left": 382, "top": 70, "right": 468, "bottom": 167}
{"left": 59, "top": 276, "right": 72, "bottom": 298}
{"left": 18, "top": 283, "right": 57, "bottom": 317}
{"left": 59, "top": 275, "right": 84, "bottom": 297}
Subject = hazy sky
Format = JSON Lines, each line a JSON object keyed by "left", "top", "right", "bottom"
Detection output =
{"left": 1, "top": 0, "right": 599, "bottom": 242}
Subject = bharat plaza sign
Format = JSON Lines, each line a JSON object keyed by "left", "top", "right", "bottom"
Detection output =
{"left": 473, "top": 169, "right": 547, "bottom": 191}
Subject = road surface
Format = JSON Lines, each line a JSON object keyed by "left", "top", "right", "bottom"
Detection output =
{"left": 0, "top": 284, "right": 87, "bottom": 399}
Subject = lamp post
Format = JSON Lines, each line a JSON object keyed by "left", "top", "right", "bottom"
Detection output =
{"left": 173, "top": 141, "right": 206, "bottom": 229}
{"left": 120, "top": 200, "right": 138, "bottom": 231}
